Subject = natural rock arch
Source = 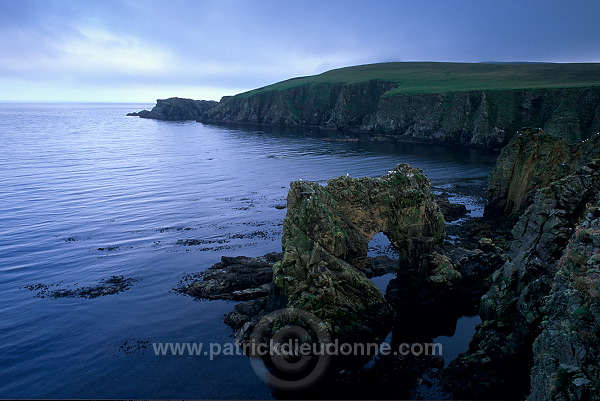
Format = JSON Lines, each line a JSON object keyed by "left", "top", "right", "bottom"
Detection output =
{"left": 272, "top": 164, "right": 445, "bottom": 344}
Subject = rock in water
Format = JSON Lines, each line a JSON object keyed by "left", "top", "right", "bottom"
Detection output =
{"left": 127, "top": 97, "right": 218, "bottom": 121}
{"left": 179, "top": 253, "right": 281, "bottom": 301}
{"left": 272, "top": 164, "right": 445, "bottom": 345}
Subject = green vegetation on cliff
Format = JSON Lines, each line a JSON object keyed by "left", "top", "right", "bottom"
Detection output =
{"left": 240, "top": 62, "right": 600, "bottom": 97}
{"left": 203, "top": 62, "right": 600, "bottom": 147}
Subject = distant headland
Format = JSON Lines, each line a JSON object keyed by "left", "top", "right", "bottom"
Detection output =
{"left": 128, "top": 61, "right": 600, "bottom": 148}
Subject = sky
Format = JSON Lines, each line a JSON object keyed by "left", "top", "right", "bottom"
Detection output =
{"left": 1, "top": 0, "right": 599, "bottom": 103}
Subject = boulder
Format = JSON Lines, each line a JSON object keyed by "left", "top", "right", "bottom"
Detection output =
{"left": 178, "top": 253, "right": 281, "bottom": 301}
{"left": 435, "top": 192, "right": 468, "bottom": 222}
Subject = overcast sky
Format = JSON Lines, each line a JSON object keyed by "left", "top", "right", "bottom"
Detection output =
{"left": 1, "top": 0, "right": 599, "bottom": 102}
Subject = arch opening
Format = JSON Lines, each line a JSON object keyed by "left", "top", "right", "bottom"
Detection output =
{"left": 367, "top": 232, "right": 399, "bottom": 295}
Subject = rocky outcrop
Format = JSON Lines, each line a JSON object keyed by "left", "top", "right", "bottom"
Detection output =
{"left": 528, "top": 202, "right": 600, "bottom": 401}
{"left": 219, "top": 254, "right": 399, "bottom": 333}
{"left": 445, "top": 160, "right": 600, "bottom": 399}
{"left": 178, "top": 253, "right": 281, "bottom": 301}
{"left": 202, "top": 85, "right": 600, "bottom": 147}
{"left": 486, "top": 128, "right": 600, "bottom": 217}
{"left": 270, "top": 165, "right": 445, "bottom": 344}
{"left": 435, "top": 192, "right": 468, "bottom": 222}
{"left": 177, "top": 252, "right": 398, "bottom": 303}
{"left": 127, "top": 97, "right": 218, "bottom": 120}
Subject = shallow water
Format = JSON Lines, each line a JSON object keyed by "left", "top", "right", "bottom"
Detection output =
{"left": 0, "top": 103, "right": 497, "bottom": 399}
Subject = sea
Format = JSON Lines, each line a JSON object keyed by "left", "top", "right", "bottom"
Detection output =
{"left": 0, "top": 103, "right": 498, "bottom": 399}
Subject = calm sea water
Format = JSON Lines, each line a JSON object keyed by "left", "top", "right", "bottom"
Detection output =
{"left": 0, "top": 103, "right": 496, "bottom": 399}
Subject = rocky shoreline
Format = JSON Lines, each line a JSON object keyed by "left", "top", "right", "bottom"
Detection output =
{"left": 200, "top": 87, "right": 600, "bottom": 148}
{"left": 173, "top": 127, "right": 599, "bottom": 399}
{"left": 128, "top": 74, "right": 600, "bottom": 149}
{"left": 129, "top": 91, "right": 600, "bottom": 149}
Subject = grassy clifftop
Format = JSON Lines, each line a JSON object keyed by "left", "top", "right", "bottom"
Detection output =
{"left": 240, "top": 62, "right": 600, "bottom": 97}
{"left": 203, "top": 62, "right": 600, "bottom": 147}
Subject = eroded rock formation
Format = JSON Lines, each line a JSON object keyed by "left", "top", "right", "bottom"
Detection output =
{"left": 271, "top": 164, "right": 445, "bottom": 344}
{"left": 175, "top": 140, "right": 599, "bottom": 398}
{"left": 202, "top": 85, "right": 600, "bottom": 147}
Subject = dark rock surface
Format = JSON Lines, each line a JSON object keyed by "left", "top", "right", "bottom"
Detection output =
{"left": 363, "top": 255, "right": 398, "bottom": 278}
{"left": 177, "top": 253, "right": 281, "bottom": 301}
{"left": 435, "top": 192, "right": 468, "bottom": 222}
{"left": 178, "top": 252, "right": 400, "bottom": 338}
{"left": 202, "top": 85, "right": 600, "bottom": 147}
{"left": 386, "top": 236, "right": 507, "bottom": 332}
{"left": 23, "top": 276, "right": 138, "bottom": 299}
{"left": 486, "top": 128, "right": 600, "bottom": 217}
{"left": 127, "top": 97, "right": 218, "bottom": 121}
{"left": 528, "top": 202, "right": 600, "bottom": 401}
{"left": 444, "top": 160, "right": 600, "bottom": 399}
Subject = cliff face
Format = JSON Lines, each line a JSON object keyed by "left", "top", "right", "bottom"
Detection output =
{"left": 127, "top": 97, "right": 218, "bottom": 120}
{"left": 486, "top": 128, "right": 600, "bottom": 217}
{"left": 445, "top": 160, "right": 600, "bottom": 399}
{"left": 202, "top": 80, "right": 396, "bottom": 128}
{"left": 202, "top": 85, "right": 600, "bottom": 147}
{"left": 529, "top": 201, "right": 600, "bottom": 401}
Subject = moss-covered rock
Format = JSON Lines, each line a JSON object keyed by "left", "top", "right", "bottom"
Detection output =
{"left": 275, "top": 164, "right": 445, "bottom": 344}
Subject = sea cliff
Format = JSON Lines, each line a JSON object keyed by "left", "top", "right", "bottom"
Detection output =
{"left": 129, "top": 63, "right": 600, "bottom": 147}
{"left": 445, "top": 129, "right": 600, "bottom": 399}
{"left": 486, "top": 128, "right": 600, "bottom": 216}
{"left": 202, "top": 86, "right": 600, "bottom": 147}
{"left": 199, "top": 62, "right": 600, "bottom": 147}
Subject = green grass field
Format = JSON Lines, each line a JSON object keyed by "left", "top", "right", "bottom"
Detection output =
{"left": 239, "top": 62, "right": 600, "bottom": 97}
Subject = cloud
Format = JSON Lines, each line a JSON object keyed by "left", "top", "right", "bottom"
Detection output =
{"left": 1, "top": 0, "right": 599, "bottom": 102}
{"left": 0, "top": 26, "right": 172, "bottom": 80}
{"left": 65, "top": 28, "right": 171, "bottom": 75}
